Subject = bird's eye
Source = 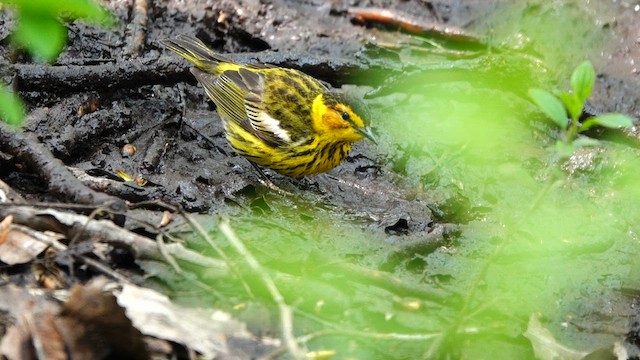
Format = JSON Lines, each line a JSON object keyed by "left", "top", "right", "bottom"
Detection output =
{"left": 341, "top": 111, "right": 350, "bottom": 121}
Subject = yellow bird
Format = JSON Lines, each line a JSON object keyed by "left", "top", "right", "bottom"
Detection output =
{"left": 161, "top": 35, "right": 375, "bottom": 178}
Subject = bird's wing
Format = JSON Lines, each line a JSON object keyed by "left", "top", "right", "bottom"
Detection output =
{"left": 193, "top": 67, "right": 291, "bottom": 148}
{"left": 191, "top": 68, "right": 248, "bottom": 125}
{"left": 231, "top": 68, "right": 294, "bottom": 147}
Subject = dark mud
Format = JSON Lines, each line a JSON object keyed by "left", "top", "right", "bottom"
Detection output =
{"left": 2, "top": 0, "right": 476, "bottom": 239}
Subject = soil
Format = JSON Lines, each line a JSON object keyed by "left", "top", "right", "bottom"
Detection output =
{"left": 0, "top": 0, "right": 639, "bottom": 358}
{"left": 2, "top": 0, "right": 637, "bottom": 224}
{"left": 2, "top": 0, "right": 461, "bottom": 235}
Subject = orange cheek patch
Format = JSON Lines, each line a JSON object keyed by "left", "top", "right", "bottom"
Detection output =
{"left": 323, "top": 110, "right": 348, "bottom": 129}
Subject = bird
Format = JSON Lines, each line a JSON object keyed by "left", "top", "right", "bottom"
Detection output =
{"left": 161, "top": 35, "right": 375, "bottom": 178}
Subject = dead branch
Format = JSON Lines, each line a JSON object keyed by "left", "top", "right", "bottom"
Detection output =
{"left": 12, "top": 57, "right": 187, "bottom": 93}
{"left": 124, "top": 0, "right": 150, "bottom": 57}
{"left": 348, "top": 7, "right": 482, "bottom": 44}
{"left": 12, "top": 53, "right": 379, "bottom": 94}
{"left": 0, "top": 124, "right": 126, "bottom": 212}
{"left": 1, "top": 206, "right": 227, "bottom": 271}
{"left": 12, "top": 223, "right": 133, "bottom": 284}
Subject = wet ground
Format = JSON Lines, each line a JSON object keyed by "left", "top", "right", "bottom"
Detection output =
{"left": 2, "top": 0, "right": 468, "bottom": 236}
{"left": 1, "top": 0, "right": 639, "bottom": 358}
{"left": 2, "top": 0, "right": 638, "bottom": 227}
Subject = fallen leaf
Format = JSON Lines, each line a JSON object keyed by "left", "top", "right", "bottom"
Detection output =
{"left": 0, "top": 226, "right": 49, "bottom": 265}
{"left": 0, "top": 215, "right": 12, "bottom": 244}
{"left": 56, "top": 278, "right": 149, "bottom": 360}
{"left": 116, "top": 283, "right": 277, "bottom": 359}
{"left": 0, "top": 278, "right": 150, "bottom": 360}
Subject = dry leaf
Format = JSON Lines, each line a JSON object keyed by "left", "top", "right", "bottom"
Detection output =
{"left": 0, "top": 180, "right": 26, "bottom": 204}
{"left": 0, "top": 215, "right": 12, "bottom": 244}
{"left": 0, "top": 279, "right": 149, "bottom": 360}
{"left": 0, "top": 226, "right": 49, "bottom": 265}
{"left": 1, "top": 299, "right": 66, "bottom": 360}
{"left": 56, "top": 278, "right": 149, "bottom": 360}
{"left": 116, "top": 284, "right": 277, "bottom": 359}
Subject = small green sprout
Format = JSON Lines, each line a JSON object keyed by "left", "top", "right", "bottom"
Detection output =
{"left": 528, "top": 60, "right": 634, "bottom": 157}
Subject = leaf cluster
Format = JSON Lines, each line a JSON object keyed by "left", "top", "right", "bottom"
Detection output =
{"left": 528, "top": 61, "right": 633, "bottom": 157}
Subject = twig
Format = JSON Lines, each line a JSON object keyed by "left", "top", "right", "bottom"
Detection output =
{"left": 298, "top": 328, "right": 442, "bottom": 343}
{"left": 1, "top": 206, "right": 227, "bottom": 271}
{"left": 12, "top": 223, "right": 133, "bottom": 284}
{"left": 124, "top": 0, "right": 149, "bottom": 57}
{"left": 156, "top": 232, "right": 183, "bottom": 273}
{"left": 12, "top": 52, "right": 375, "bottom": 93}
{"left": 13, "top": 57, "right": 188, "bottom": 93}
{"left": 107, "top": 199, "right": 257, "bottom": 298}
{"left": 179, "top": 210, "right": 255, "bottom": 298}
{"left": 0, "top": 124, "right": 126, "bottom": 212}
{"left": 296, "top": 322, "right": 492, "bottom": 347}
{"left": 348, "top": 7, "right": 483, "bottom": 44}
{"left": 263, "top": 328, "right": 445, "bottom": 360}
{"left": 218, "top": 219, "right": 306, "bottom": 360}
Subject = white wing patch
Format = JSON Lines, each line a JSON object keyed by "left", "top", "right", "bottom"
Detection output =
{"left": 246, "top": 107, "right": 292, "bottom": 143}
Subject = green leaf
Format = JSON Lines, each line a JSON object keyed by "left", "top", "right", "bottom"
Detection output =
{"left": 3, "top": 0, "right": 116, "bottom": 62}
{"left": 1, "top": 0, "right": 115, "bottom": 26}
{"left": 528, "top": 88, "right": 568, "bottom": 129}
{"left": 572, "top": 136, "right": 600, "bottom": 148}
{"left": 0, "top": 85, "right": 25, "bottom": 125}
{"left": 581, "top": 113, "right": 634, "bottom": 131}
{"left": 12, "top": 11, "right": 67, "bottom": 62}
{"left": 556, "top": 92, "right": 583, "bottom": 121}
{"left": 571, "top": 60, "right": 595, "bottom": 103}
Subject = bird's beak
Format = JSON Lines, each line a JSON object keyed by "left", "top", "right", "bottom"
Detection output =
{"left": 357, "top": 126, "right": 377, "bottom": 144}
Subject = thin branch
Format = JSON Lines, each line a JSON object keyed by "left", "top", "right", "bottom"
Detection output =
{"left": 1, "top": 206, "right": 227, "bottom": 271}
{"left": 218, "top": 219, "right": 306, "bottom": 360}
{"left": 124, "top": 0, "right": 149, "bottom": 57}
{"left": 180, "top": 210, "right": 255, "bottom": 298}
{"left": 0, "top": 124, "right": 126, "bottom": 212}
{"left": 263, "top": 329, "right": 444, "bottom": 360}
{"left": 156, "top": 232, "right": 183, "bottom": 274}
{"left": 348, "top": 7, "right": 482, "bottom": 44}
{"left": 12, "top": 224, "right": 132, "bottom": 284}
{"left": 299, "top": 328, "right": 442, "bottom": 343}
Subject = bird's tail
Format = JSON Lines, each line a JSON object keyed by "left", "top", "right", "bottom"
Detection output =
{"left": 160, "top": 35, "right": 234, "bottom": 74}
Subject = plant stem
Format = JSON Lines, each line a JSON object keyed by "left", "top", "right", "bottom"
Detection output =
{"left": 565, "top": 114, "right": 580, "bottom": 143}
